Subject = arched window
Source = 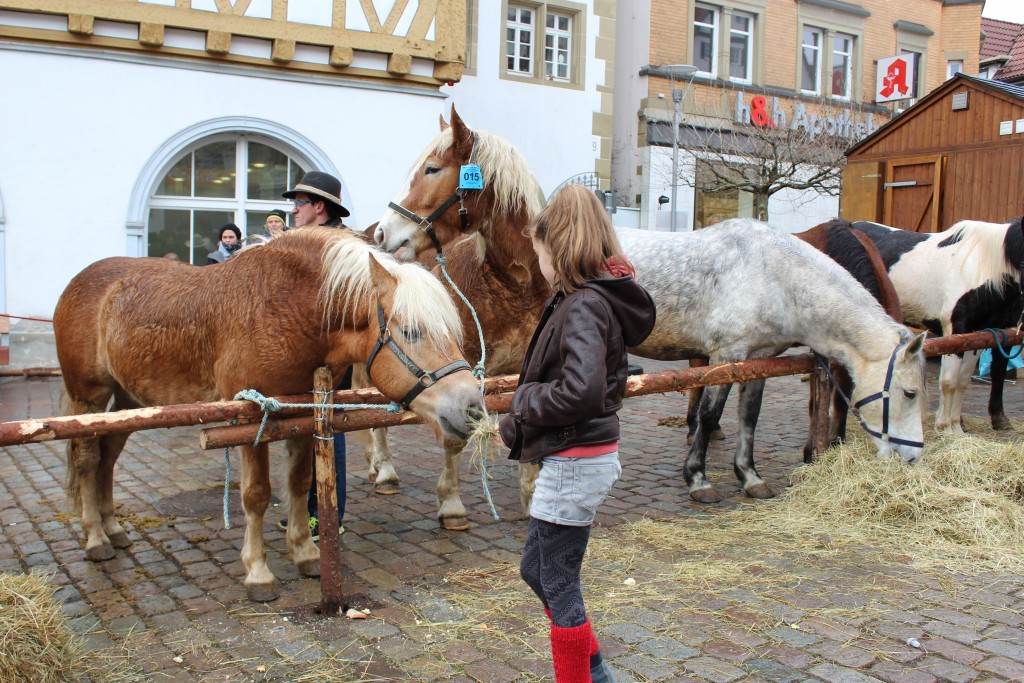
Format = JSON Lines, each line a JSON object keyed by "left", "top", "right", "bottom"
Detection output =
{"left": 147, "top": 137, "right": 306, "bottom": 263}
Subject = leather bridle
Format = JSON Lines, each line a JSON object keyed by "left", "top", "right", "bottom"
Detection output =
{"left": 816, "top": 340, "right": 924, "bottom": 450}
{"left": 387, "top": 133, "right": 481, "bottom": 255}
{"left": 364, "top": 301, "right": 471, "bottom": 410}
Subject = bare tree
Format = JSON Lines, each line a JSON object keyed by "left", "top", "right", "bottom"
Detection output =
{"left": 656, "top": 95, "right": 878, "bottom": 222}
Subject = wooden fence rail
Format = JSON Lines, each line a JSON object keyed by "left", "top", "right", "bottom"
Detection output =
{"left": 0, "top": 328, "right": 1019, "bottom": 451}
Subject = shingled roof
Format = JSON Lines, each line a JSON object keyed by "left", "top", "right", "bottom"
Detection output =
{"left": 981, "top": 17, "right": 1024, "bottom": 83}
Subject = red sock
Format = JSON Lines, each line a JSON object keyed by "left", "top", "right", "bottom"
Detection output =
{"left": 550, "top": 621, "right": 594, "bottom": 683}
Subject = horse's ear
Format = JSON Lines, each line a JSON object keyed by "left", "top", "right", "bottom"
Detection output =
{"left": 904, "top": 331, "right": 926, "bottom": 357}
{"left": 439, "top": 113, "right": 450, "bottom": 131}
{"left": 450, "top": 106, "right": 474, "bottom": 157}
{"left": 367, "top": 254, "right": 398, "bottom": 306}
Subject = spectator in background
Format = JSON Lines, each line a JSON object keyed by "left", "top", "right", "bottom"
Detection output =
{"left": 264, "top": 209, "right": 288, "bottom": 238}
{"left": 206, "top": 223, "right": 242, "bottom": 264}
{"left": 279, "top": 170, "right": 352, "bottom": 539}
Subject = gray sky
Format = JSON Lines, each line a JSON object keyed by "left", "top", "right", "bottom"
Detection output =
{"left": 983, "top": 0, "right": 1024, "bottom": 24}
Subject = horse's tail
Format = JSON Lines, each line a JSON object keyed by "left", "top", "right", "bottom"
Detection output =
{"left": 60, "top": 384, "right": 83, "bottom": 514}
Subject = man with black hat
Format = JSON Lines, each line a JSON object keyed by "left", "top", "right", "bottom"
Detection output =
{"left": 283, "top": 170, "right": 351, "bottom": 230}
{"left": 280, "top": 170, "right": 351, "bottom": 540}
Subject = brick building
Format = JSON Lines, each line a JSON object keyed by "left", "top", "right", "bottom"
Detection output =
{"left": 612, "top": 0, "right": 984, "bottom": 231}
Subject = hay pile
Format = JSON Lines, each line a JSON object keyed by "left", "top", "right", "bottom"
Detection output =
{"left": 422, "top": 426, "right": 1024, "bottom": 660}
{"left": 0, "top": 572, "right": 81, "bottom": 683}
{"left": 0, "top": 572, "right": 145, "bottom": 683}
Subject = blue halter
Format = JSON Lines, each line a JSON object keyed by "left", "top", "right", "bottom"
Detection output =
{"left": 815, "top": 341, "right": 924, "bottom": 450}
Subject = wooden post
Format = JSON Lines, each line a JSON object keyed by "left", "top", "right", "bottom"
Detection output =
{"left": 808, "top": 357, "right": 830, "bottom": 463}
{"left": 313, "top": 367, "right": 343, "bottom": 616}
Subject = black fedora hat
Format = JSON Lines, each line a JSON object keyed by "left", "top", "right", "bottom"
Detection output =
{"left": 283, "top": 170, "right": 350, "bottom": 218}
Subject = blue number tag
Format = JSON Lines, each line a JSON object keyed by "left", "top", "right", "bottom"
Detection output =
{"left": 459, "top": 164, "right": 484, "bottom": 190}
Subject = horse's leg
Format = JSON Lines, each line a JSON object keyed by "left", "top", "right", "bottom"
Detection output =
{"left": 831, "top": 364, "right": 852, "bottom": 446}
{"left": 935, "top": 355, "right": 962, "bottom": 433}
{"left": 519, "top": 462, "right": 540, "bottom": 516}
{"left": 686, "top": 386, "right": 703, "bottom": 444}
{"left": 239, "top": 442, "right": 279, "bottom": 602}
{"left": 96, "top": 432, "right": 132, "bottom": 549}
{"left": 437, "top": 436, "right": 469, "bottom": 530}
{"left": 686, "top": 358, "right": 724, "bottom": 444}
{"left": 685, "top": 382, "right": 733, "bottom": 504}
{"left": 98, "top": 388, "right": 139, "bottom": 549}
{"left": 364, "top": 427, "right": 401, "bottom": 494}
{"left": 734, "top": 379, "right": 773, "bottom": 499}
{"left": 62, "top": 385, "right": 118, "bottom": 561}
{"left": 949, "top": 351, "right": 979, "bottom": 432}
{"left": 988, "top": 351, "right": 1012, "bottom": 430}
{"left": 283, "top": 436, "right": 319, "bottom": 577}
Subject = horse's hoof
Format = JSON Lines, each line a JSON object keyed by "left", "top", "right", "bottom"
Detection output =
{"left": 689, "top": 488, "right": 721, "bottom": 504}
{"left": 745, "top": 483, "right": 775, "bottom": 499}
{"left": 297, "top": 559, "right": 321, "bottom": 577}
{"left": 246, "top": 582, "right": 280, "bottom": 602}
{"left": 374, "top": 481, "right": 401, "bottom": 495}
{"left": 993, "top": 415, "right": 1012, "bottom": 431}
{"left": 107, "top": 531, "right": 131, "bottom": 549}
{"left": 439, "top": 516, "right": 470, "bottom": 531}
{"left": 86, "top": 543, "right": 116, "bottom": 562}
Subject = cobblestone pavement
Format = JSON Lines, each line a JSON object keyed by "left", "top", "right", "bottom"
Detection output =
{"left": 1, "top": 357, "right": 1022, "bottom": 682}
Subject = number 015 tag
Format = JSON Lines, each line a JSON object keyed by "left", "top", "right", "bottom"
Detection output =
{"left": 459, "top": 164, "right": 484, "bottom": 190}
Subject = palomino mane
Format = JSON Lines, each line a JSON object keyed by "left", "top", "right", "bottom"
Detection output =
{"left": 314, "top": 229, "right": 465, "bottom": 350}
{"left": 933, "top": 219, "right": 1023, "bottom": 286}
{"left": 420, "top": 127, "right": 545, "bottom": 220}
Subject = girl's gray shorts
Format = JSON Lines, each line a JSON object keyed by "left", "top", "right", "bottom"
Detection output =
{"left": 530, "top": 452, "right": 621, "bottom": 527}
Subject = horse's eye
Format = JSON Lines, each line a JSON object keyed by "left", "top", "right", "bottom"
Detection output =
{"left": 903, "top": 390, "right": 917, "bottom": 400}
{"left": 424, "top": 164, "right": 440, "bottom": 176}
{"left": 401, "top": 326, "right": 422, "bottom": 343}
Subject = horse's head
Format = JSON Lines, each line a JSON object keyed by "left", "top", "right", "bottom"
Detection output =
{"left": 849, "top": 331, "right": 927, "bottom": 463}
{"left": 375, "top": 105, "right": 543, "bottom": 261}
{"left": 359, "top": 252, "right": 485, "bottom": 440}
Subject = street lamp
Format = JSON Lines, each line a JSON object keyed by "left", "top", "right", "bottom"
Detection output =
{"left": 661, "top": 64, "right": 697, "bottom": 231}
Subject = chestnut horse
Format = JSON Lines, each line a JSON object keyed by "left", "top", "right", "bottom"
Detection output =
{"left": 54, "top": 228, "right": 484, "bottom": 601}
{"left": 379, "top": 152, "right": 928, "bottom": 504}
{"left": 359, "top": 107, "right": 548, "bottom": 528}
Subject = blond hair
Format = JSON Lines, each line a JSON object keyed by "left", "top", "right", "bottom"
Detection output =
{"left": 528, "top": 184, "right": 631, "bottom": 294}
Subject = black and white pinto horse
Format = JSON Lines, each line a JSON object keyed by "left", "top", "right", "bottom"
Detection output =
{"left": 618, "top": 219, "right": 927, "bottom": 503}
{"left": 851, "top": 218, "right": 1024, "bottom": 432}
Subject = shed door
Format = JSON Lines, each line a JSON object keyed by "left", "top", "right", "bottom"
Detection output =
{"left": 882, "top": 155, "right": 944, "bottom": 232}
{"left": 840, "top": 161, "right": 883, "bottom": 222}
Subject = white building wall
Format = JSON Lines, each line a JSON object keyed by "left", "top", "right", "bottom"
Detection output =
{"left": 0, "top": 47, "right": 446, "bottom": 319}
{"left": 611, "top": 0, "right": 651, "bottom": 209}
{"left": 439, "top": 2, "right": 603, "bottom": 198}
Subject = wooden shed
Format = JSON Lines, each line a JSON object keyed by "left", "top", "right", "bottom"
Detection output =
{"left": 842, "top": 73, "right": 1024, "bottom": 232}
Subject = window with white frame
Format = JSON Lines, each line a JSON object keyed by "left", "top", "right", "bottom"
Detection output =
{"left": 729, "top": 11, "right": 754, "bottom": 83}
{"left": 148, "top": 138, "right": 305, "bottom": 264}
{"left": 693, "top": 4, "right": 718, "bottom": 76}
{"left": 506, "top": 5, "right": 534, "bottom": 76}
{"left": 544, "top": 11, "right": 572, "bottom": 81}
{"left": 504, "top": 2, "right": 581, "bottom": 85}
{"left": 946, "top": 59, "right": 963, "bottom": 80}
{"left": 831, "top": 33, "right": 853, "bottom": 98}
{"left": 801, "top": 27, "right": 823, "bottom": 94}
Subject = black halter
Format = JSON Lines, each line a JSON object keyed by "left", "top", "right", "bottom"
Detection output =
{"left": 387, "top": 133, "right": 481, "bottom": 255}
{"left": 815, "top": 341, "right": 924, "bottom": 450}
{"left": 364, "top": 301, "right": 471, "bottom": 410}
